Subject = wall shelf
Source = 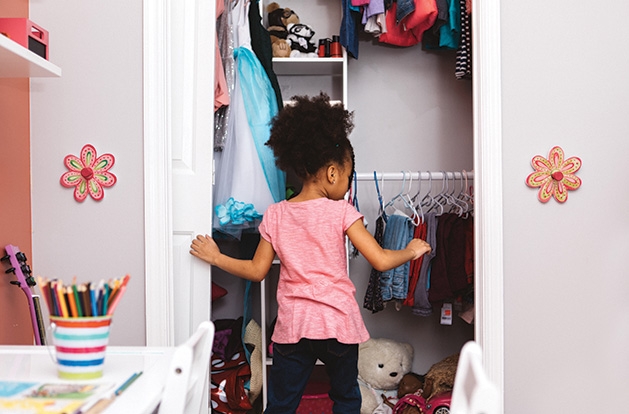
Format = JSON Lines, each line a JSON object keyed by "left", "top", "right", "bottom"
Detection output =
{"left": 0, "top": 35, "right": 61, "bottom": 78}
{"left": 272, "top": 57, "right": 344, "bottom": 76}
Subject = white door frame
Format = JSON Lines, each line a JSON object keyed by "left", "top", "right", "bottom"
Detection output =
{"left": 143, "top": 0, "right": 505, "bottom": 405}
{"left": 144, "top": 0, "right": 175, "bottom": 346}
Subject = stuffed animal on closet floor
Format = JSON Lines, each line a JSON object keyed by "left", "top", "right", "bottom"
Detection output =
{"left": 266, "top": 2, "right": 318, "bottom": 57}
{"left": 378, "top": 372, "right": 425, "bottom": 414}
{"left": 357, "top": 338, "right": 414, "bottom": 414}
{"left": 421, "top": 352, "right": 459, "bottom": 401}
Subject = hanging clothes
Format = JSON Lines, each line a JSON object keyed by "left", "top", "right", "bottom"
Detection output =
{"left": 215, "top": 0, "right": 230, "bottom": 112}
{"left": 455, "top": 0, "right": 472, "bottom": 79}
{"left": 214, "top": 0, "right": 236, "bottom": 151}
{"left": 363, "top": 214, "right": 386, "bottom": 313}
{"left": 427, "top": 213, "right": 471, "bottom": 303}
{"left": 213, "top": 0, "right": 286, "bottom": 239}
{"left": 379, "top": 213, "right": 414, "bottom": 302}
{"left": 341, "top": 0, "right": 362, "bottom": 58}
{"left": 403, "top": 218, "right": 427, "bottom": 307}
{"left": 411, "top": 211, "right": 438, "bottom": 316}
{"left": 378, "top": 0, "right": 438, "bottom": 47}
{"left": 247, "top": 0, "right": 283, "bottom": 112}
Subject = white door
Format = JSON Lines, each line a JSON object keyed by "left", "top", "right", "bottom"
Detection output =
{"left": 171, "top": 0, "right": 216, "bottom": 345}
{"left": 145, "top": 0, "right": 215, "bottom": 346}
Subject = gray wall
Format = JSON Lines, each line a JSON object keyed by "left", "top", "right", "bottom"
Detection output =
{"left": 29, "top": 0, "right": 145, "bottom": 345}
{"left": 501, "top": 0, "right": 629, "bottom": 411}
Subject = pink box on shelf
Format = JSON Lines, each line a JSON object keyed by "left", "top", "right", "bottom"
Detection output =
{"left": 0, "top": 18, "right": 49, "bottom": 60}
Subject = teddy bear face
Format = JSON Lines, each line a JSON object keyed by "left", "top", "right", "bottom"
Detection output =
{"left": 358, "top": 338, "right": 414, "bottom": 391}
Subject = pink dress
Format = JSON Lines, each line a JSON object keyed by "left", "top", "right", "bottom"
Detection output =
{"left": 259, "top": 198, "right": 370, "bottom": 345}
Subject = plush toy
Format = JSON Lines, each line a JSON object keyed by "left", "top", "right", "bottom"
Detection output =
{"left": 421, "top": 352, "right": 459, "bottom": 401}
{"left": 266, "top": 2, "right": 318, "bottom": 58}
{"left": 357, "top": 338, "right": 414, "bottom": 414}
{"left": 266, "top": 2, "right": 299, "bottom": 58}
{"left": 286, "top": 22, "right": 318, "bottom": 57}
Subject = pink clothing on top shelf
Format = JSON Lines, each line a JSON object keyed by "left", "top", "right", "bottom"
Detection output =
{"left": 214, "top": 0, "right": 229, "bottom": 111}
{"left": 259, "top": 198, "right": 369, "bottom": 345}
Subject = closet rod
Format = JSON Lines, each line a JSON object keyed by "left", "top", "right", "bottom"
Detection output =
{"left": 355, "top": 171, "right": 474, "bottom": 181}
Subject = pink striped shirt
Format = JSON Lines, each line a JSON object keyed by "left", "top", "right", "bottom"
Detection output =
{"left": 259, "top": 198, "right": 370, "bottom": 344}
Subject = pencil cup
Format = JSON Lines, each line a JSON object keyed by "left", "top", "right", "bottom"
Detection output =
{"left": 49, "top": 315, "right": 112, "bottom": 380}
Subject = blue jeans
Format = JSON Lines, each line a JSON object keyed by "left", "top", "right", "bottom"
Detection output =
{"left": 265, "top": 339, "right": 361, "bottom": 414}
{"left": 380, "top": 214, "right": 414, "bottom": 301}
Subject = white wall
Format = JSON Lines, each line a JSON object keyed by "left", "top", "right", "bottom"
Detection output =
{"left": 501, "top": 0, "right": 629, "bottom": 411}
{"left": 29, "top": 0, "right": 145, "bottom": 345}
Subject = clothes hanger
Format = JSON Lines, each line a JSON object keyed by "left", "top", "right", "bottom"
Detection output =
{"left": 445, "top": 172, "right": 465, "bottom": 216}
{"left": 426, "top": 171, "right": 446, "bottom": 215}
{"left": 383, "top": 172, "right": 420, "bottom": 225}
{"left": 420, "top": 171, "right": 439, "bottom": 214}
{"left": 452, "top": 171, "right": 471, "bottom": 216}
{"left": 410, "top": 171, "right": 425, "bottom": 224}
{"left": 457, "top": 170, "right": 474, "bottom": 212}
{"left": 373, "top": 171, "right": 385, "bottom": 219}
{"left": 401, "top": 172, "right": 421, "bottom": 226}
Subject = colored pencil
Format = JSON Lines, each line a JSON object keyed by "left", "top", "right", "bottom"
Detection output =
{"left": 107, "top": 275, "right": 130, "bottom": 316}
{"left": 107, "top": 278, "right": 121, "bottom": 307}
{"left": 79, "top": 284, "right": 91, "bottom": 317}
{"left": 90, "top": 284, "right": 98, "bottom": 316}
{"left": 56, "top": 281, "right": 69, "bottom": 317}
{"left": 102, "top": 283, "right": 110, "bottom": 315}
{"left": 66, "top": 286, "right": 78, "bottom": 317}
{"left": 72, "top": 279, "right": 83, "bottom": 317}
{"left": 36, "top": 276, "right": 52, "bottom": 315}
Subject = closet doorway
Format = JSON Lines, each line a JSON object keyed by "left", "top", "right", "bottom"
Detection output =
{"left": 142, "top": 0, "right": 505, "bottom": 403}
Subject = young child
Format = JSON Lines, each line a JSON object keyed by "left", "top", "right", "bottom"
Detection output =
{"left": 190, "top": 93, "right": 431, "bottom": 413}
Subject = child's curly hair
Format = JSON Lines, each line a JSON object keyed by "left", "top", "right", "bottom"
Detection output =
{"left": 266, "top": 93, "right": 355, "bottom": 180}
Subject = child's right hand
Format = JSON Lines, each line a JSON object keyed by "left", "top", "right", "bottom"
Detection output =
{"left": 190, "top": 234, "right": 221, "bottom": 265}
{"left": 407, "top": 238, "right": 432, "bottom": 260}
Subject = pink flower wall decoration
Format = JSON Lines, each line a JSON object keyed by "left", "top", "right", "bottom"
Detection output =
{"left": 526, "top": 146, "right": 582, "bottom": 203}
{"left": 60, "top": 144, "right": 117, "bottom": 202}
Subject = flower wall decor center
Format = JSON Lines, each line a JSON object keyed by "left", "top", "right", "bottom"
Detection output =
{"left": 60, "top": 144, "right": 117, "bottom": 202}
{"left": 525, "top": 146, "right": 582, "bottom": 203}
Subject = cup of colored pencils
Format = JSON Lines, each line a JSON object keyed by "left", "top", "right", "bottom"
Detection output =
{"left": 37, "top": 274, "right": 130, "bottom": 379}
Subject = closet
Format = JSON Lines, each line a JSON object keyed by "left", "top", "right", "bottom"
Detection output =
{"left": 210, "top": 0, "right": 475, "bottom": 410}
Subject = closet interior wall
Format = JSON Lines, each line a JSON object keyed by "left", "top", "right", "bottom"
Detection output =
{"left": 211, "top": 1, "right": 475, "bottom": 376}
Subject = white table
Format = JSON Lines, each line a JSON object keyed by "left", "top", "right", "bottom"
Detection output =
{"left": 0, "top": 345, "right": 175, "bottom": 413}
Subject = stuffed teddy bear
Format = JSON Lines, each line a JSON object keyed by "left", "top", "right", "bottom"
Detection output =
{"left": 357, "top": 338, "right": 414, "bottom": 414}
{"left": 266, "top": 2, "right": 299, "bottom": 58}
{"left": 266, "top": 2, "right": 318, "bottom": 58}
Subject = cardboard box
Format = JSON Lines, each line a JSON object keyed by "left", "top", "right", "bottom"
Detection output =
{"left": 0, "top": 18, "right": 49, "bottom": 60}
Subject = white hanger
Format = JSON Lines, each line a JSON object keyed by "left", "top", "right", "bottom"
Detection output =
{"left": 458, "top": 170, "right": 474, "bottom": 216}
{"left": 426, "top": 171, "right": 446, "bottom": 215}
{"left": 410, "top": 171, "right": 425, "bottom": 224}
{"left": 420, "top": 171, "right": 439, "bottom": 215}
{"left": 384, "top": 172, "right": 420, "bottom": 226}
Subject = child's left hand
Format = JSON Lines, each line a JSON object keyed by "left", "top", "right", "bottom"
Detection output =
{"left": 190, "top": 234, "right": 220, "bottom": 265}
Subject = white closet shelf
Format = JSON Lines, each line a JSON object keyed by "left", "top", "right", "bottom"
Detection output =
{"left": 272, "top": 57, "right": 344, "bottom": 76}
{"left": 0, "top": 34, "right": 61, "bottom": 78}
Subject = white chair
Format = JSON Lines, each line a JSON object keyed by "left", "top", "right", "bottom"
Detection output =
{"left": 450, "top": 341, "right": 500, "bottom": 414}
{"left": 158, "top": 321, "right": 215, "bottom": 414}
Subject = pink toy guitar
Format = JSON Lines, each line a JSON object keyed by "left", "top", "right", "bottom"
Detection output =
{"left": 1, "top": 244, "right": 46, "bottom": 345}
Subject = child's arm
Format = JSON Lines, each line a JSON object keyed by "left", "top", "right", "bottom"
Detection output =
{"left": 190, "top": 234, "right": 276, "bottom": 282}
{"left": 345, "top": 220, "right": 431, "bottom": 272}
